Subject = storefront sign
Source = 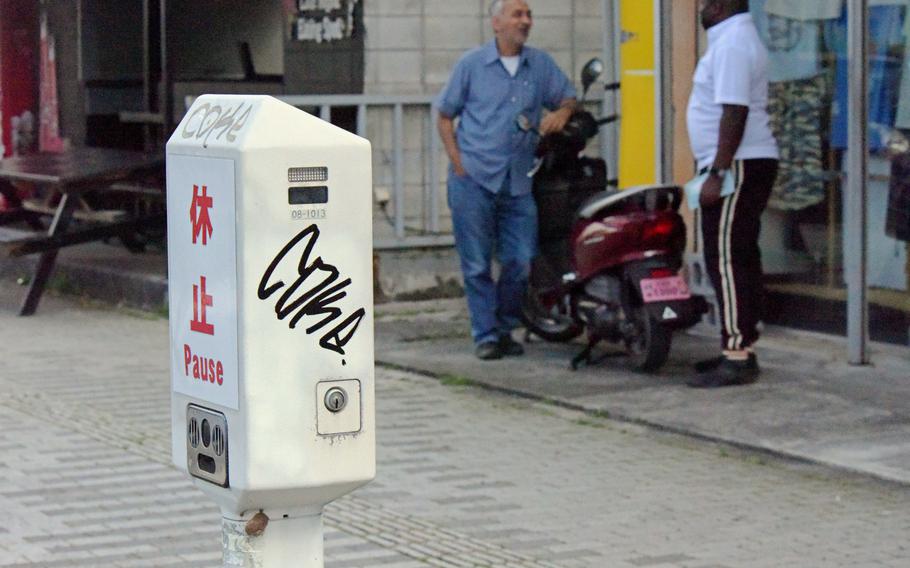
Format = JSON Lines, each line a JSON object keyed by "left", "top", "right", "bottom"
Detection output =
{"left": 294, "top": 0, "right": 358, "bottom": 43}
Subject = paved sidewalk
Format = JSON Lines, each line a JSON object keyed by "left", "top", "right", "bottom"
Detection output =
{"left": 3, "top": 242, "right": 909, "bottom": 486}
{"left": 375, "top": 299, "right": 910, "bottom": 487}
{"left": 3, "top": 284, "right": 910, "bottom": 566}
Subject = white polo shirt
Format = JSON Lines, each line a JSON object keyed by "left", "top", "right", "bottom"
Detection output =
{"left": 686, "top": 13, "right": 779, "bottom": 170}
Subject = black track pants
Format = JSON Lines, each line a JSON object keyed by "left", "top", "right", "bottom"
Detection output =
{"left": 701, "top": 159, "right": 778, "bottom": 351}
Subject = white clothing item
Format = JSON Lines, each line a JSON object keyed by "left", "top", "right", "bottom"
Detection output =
{"left": 764, "top": 0, "right": 842, "bottom": 20}
{"left": 751, "top": 0, "right": 821, "bottom": 83}
{"left": 500, "top": 55, "right": 520, "bottom": 77}
{"left": 687, "top": 13, "right": 780, "bottom": 170}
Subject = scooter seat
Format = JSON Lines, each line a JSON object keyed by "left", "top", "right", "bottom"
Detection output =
{"left": 576, "top": 184, "right": 682, "bottom": 220}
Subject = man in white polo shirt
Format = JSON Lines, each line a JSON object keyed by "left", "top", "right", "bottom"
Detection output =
{"left": 686, "top": 0, "right": 779, "bottom": 388}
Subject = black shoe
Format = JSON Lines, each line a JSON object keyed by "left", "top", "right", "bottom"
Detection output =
{"left": 694, "top": 353, "right": 759, "bottom": 374}
{"left": 687, "top": 357, "right": 760, "bottom": 388}
{"left": 476, "top": 341, "right": 503, "bottom": 360}
{"left": 498, "top": 334, "right": 525, "bottom": 356}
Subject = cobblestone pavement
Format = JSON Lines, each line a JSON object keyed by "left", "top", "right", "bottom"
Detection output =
{"left": 1, "top": 291, "right": 910, "bottom": 567}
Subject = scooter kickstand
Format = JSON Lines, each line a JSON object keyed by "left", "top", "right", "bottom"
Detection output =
{"left": 570, "top": 339, "right": 597, "bottom": 371}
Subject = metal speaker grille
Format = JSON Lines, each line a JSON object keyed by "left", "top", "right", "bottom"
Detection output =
{"left": 188, "top": 418, "right": 200, "bottom": 448}
{"left": 212, "top": 425, "right": 225, "bottom": 457}
{"left": 288, "top": 166, "right": 328, "bottom": 183}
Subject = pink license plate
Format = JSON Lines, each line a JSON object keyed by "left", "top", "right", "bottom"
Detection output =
{"left": 640, "top": 276, "right": 691, "bottom": 303}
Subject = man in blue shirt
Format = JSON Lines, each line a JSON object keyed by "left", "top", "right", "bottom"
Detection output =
{"left": 436, "top": 0, "right": 577, "bottom": 360}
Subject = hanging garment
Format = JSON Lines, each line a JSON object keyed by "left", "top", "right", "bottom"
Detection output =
{"left": 895, "top": 1, "right": 910, "bottom": 128}
{"left": 763, "top": 0, "right": 910, "bottom": 20}
{"left": 764, "top": 0, "right": 843, "bottom": 21}
{"left": 868, "top": 157, "right": 908, "bottom": 290}
{"left": 827, "top": 4, "right": 906, "bottom": 151}
{"left": 887, "top": 151, "right": 910, "bottom": 241}
{"left": 767, "top": 74, "right": 827, "bottom": 210}
{"left": 751, "top": 0, "right": 822, "bottom": 83}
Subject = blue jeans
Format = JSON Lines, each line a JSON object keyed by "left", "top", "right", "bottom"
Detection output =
{"left": 447, "top": 172, "right": 538, "bottom": 345}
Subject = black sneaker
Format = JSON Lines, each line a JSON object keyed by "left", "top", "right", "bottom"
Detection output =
{"left": 687, "top": 357, "right": 760, "bottom": 388}
{"left": 476, "top": 341, "right": 503, "bottom": 360}
{"left": 694, "top": 353, "right": 759, "bottom": 374}
{"left": 498, "top": 334, "right": 525, "bottom": 356}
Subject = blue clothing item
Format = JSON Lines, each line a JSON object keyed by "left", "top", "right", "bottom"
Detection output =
{"left": 448, "top": 172, "right": 538, "bottom": 345}
{"left": 826, "top": 4, "right": 906, "bottom": 151}
{"left": 435, "top": 40, "right": 576, "bottom": 196}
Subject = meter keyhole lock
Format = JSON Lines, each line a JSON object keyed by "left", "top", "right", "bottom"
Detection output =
{"left": 324, "top": 387, "right": 347, "bottom": 413}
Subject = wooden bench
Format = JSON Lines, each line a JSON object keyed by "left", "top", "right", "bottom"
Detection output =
{"left": 22, "top": 199, "right": 132, "bottom": 224}
{"left": 0, "top": 147, "right": 164, "bottom": 315}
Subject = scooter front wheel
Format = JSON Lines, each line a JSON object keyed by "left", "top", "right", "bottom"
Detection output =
{"left": 625, "top": 304, "right": 671, "bottom": 372}
{"left": 521, "top": 287, "right": 583, "bottom": 342}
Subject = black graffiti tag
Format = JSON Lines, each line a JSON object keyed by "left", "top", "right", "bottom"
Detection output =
{"left": 181, "top": 102, "right": 252, "bottom": 146}
{"left": 258, "top": 224, "right": 366, "bottom": 362}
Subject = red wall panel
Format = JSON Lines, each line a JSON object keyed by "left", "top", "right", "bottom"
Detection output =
{"left": 1, "top": 0, "right": 39, "bottom": 157}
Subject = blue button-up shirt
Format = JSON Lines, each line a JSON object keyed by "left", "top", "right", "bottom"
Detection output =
{"left": 436, "top": 40, "right": 576, "bottom": 196}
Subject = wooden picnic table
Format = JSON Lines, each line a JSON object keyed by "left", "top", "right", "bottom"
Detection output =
{"left": 0, "top": 147, "right": 164, "bottom": 315}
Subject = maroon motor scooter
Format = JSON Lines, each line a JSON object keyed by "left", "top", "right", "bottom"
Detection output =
{"left": 521, "top": 59, "right": 707, "bottom": 372}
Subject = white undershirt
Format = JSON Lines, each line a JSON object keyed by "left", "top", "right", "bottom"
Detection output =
{"left": 500, "top": 56, "right": 520, "bottom": 77}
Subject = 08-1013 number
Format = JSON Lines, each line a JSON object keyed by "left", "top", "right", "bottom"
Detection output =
{"left": 291, "top": 209, "right": 326, "bottom": 220}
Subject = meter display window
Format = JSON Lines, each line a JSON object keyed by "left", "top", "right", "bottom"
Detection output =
{"left": 289, "top": 186, "right": 329, "bottom": 205}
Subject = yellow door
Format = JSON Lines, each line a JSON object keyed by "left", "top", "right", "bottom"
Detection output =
{"left": 619, "top": 0, "right": 657, "bottom": 186}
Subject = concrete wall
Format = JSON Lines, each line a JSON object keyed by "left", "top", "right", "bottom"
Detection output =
{"left": 361, "top": 0, "right": 607, "bottom": 234}
{"left": 363, "top": 0, "right": 605, "bottom": 95}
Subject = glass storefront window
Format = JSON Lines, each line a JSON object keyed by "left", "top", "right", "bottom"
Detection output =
{"left": 749, "top": 0, "right": 910, "bottom": 346}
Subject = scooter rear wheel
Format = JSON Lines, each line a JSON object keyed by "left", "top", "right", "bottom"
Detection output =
{"left": 521, "top": 287, "right": 583, "bottom": 342}
{"left": 625, "top": 304, "right": 671, "bottom": 372}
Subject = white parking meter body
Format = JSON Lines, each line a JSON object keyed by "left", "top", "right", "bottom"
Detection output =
{"left": 165, "top": 95, "right": 375, "bottom": 545}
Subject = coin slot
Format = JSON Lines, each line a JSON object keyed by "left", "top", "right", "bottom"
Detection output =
{"left": 198, "top": 454, "right": 217, "bottom": 474}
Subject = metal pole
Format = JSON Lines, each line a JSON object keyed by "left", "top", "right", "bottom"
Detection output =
{"left": 652, "top": 0, "right": 662, "bottom": 183}
{"left": 846, "top": 0, "right": 869, "bottom": 365}
{"left": 356, "top": 104, "right": 367, "bottom": 138}
{"left": 656, "top": 0, "right": 672, "bottom": 184}
{"left": 393, "top": 103, "right": 405, "bottom": 240}
{"left": 161, "top": 0, "right": 172, "bottom": 136}
{"left": 141, "top": 0, "right": 152, "bottom": 150}
{"left": 601, "top": 0, "right": 620, "bottom": 180}
{"left": 222, "top": 514, "right": 324, "bottom": 568}
{"left": 429, "top": 109, "right": 440, "bottom": 233}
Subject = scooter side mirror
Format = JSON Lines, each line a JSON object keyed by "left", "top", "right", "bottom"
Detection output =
{"left": 580, "top": 58, "right": 604, "bottom": 99}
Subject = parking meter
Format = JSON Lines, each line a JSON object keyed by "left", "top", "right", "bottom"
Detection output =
{"left": 166, "top": 95, "right": 375, "bottom": 566}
